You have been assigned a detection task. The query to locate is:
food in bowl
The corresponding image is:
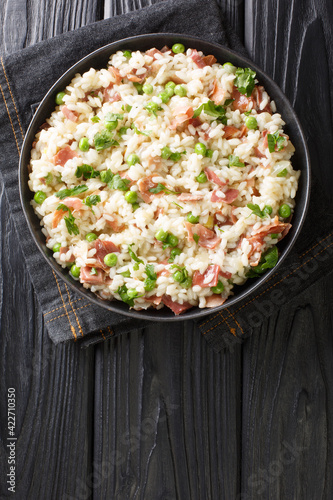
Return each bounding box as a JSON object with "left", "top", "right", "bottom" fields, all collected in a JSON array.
[{"left": 28, "top": 43, "right": 299, "bottom": 314}]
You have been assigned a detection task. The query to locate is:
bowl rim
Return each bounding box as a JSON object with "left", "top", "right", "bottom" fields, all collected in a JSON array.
[{"left": 19, "top": 32, "right": 311, "bottom": 322}]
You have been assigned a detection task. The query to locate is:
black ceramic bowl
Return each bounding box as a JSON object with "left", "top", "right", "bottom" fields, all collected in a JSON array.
[{"left": 19, "top": 33, "right": 310, "bottom": 321}]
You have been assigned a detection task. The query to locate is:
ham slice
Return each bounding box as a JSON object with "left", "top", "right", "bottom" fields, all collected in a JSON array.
[
  {"left": 204, "top": 168, "right": 228, "bottom": 187},
  {"left": 146, "top": 48, "right": 164, "bottom": 59},
  {"left": 62, "top": 197, "right": 84, "bottom": 212},
  {"left": 52, "top": 207, "right": 67, "bottom": 228},
  {"left": 214, "top": 211, "right": 234, "bottom": 228},
  {"left": 127, "top": 66, "right": 151, "bottom": 83},
  {"left": 220, "top": 270, "right": 232, "bottom": 279},
  {"left": 103, "top": 85, "right": 121, "bottom": 103},
  {"left": 105, "top": 217, "right": 125, "bottom": 233},
  {"left": 209, "top": 79, "right": 226, "bottom": 105},
  {"left": 253, "top": 85, "right": 272, "bottom": 114},
  {"left": 252, "top": 216, "right": 292, "bottom": 239},
  {"left": 59, "top": 247, "right": 75, "bottom": 263},
  {"left": 177, "top": 192, "right": 204, "bottom": 201},
  {"left": 205, "top": 295, "right": 227, "bottom": 308},
  {"left": 231, "top": 86, "right": 256, "bottom": 113},
  {"left": 137, "top": 176, "right": 161, "bottom": 203},
  {"left": 192, "top": 264, "right": 220, "bottom": 288},
  {"left": 53, "top": 146, "right": 78, "bottom": 166},
  {"left": 211, "top": 188, "right": 239, "bottom": 204},
  {"left": 108, "top": 66, "right": 122, "bottom": 84},
  {"left": 80, "top": 266, "right": 105, "bottom": 285},
  {"left": 185, "top": 222, "right": 220, "bottom": 249},
  {"left": 94, "top": 239, "right": 120, "bottom": 270},
  {"left": 62, "top": 106, "right": 78, "bottom": 122},
  {"left": 253, "top": 146, "right": 266, "bottom": 159},
  {"left": 162, "top": 295, "right": 193, "bottom": 315},
  {"left": 223, "top": 125, "right": 243, "bottom": 139},
  {"left": 170, "top": 105, "right": 194, "bottom": 129},
  {"left": 190, "top": 49, "right": 217, "bottom": 68},
  {"left": 144, "top": 295, "right": 163, "bottom": 306}
]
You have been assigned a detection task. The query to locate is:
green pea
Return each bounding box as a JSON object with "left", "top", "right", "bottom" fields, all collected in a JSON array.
[
  {"left": 181, "top": 277, "right": 192, "bottom": 289},
  {"left": 145, "top": 101, "right": 159, "bottom": 114},
  {"left": 105, "top": 120, "right": 118, "bottom": 131},
  {"left": 70, "top": 264, "right": 81, "bottom": 278},
  {"left": 133, "top": 82, "right": 143, "bottom": 94},
  {"left": 45, "top": 173, "right": 53, "bottom": 185},
  {"left": 34, "top": 191, "right": 46, "bottom": 204},
  {"left": 211, "top": 281, "right": 224, "bottom": 294},
  {"left": 165, "top": 87, "right": 175, "bottom": 98},
  {"left": 174, "top": 85, "right": 187, "bottom": 97},
  {"left": 142, "top": 83, "right": 153, "bottom": 94},
  {"left": 263, "top": 205, "right": 273, "bottom": 216},
  {"left": 173, "top": 270, "right": 184, "bottom": 282},
  {"left": 132, "top": 203, "right": 140, "bottom": 211},
  {"left": 277, "top": 168, "right": 288, "bottom": 177},
  {"left": 127, "top": 288, "right": 138, "bottom": 299},
  {"left": 206, "top": 149, "right": 214, "bottom": 158},
  {"left": 126, "top": 153, "right": 140, "bottom": 166},
  {"left": 79, "top": 137, "right": 90, "bottom": 151},
  {"left": 194, "top": 142, "right": 207, "bottom": 156},
  {"left": 85, "top": 232, "right": 98, "bottom": 242},
  {"left": 270, "top": 233, "right": 279, "bottom": 239},
  {"left": 222, "top": 62, "right": 236, "bottom": 72},
  {"left": 144, "top": 279, "right": 156, "bottom": 292},
  {"left": 55, "top": 91, "right": 65, "bottom": 105},
  {"left": 165, "top": 81, "right": 176, "bottom": 91},
  {"left": 159, "top": 91, "right": 170, "bottom": 103},
  {"left": 172, "top": 43, "right": 185, "bottom": 54},
  {"left": 279, "top": 203, "right": 291, "bottom": 218},
  {"left": 155, "top": 229, "right": 168, "bottom": 242},
  {"left": 186, "top": 212, "right": 199, "bottom": 224},
  {"left": 196, "top": 171, "right": 208, "bottom": 183},
  {"left": 119, "top": 127, "right": 128, "bottom": 135},
  {"left": 104, "top": 253, "right": 118, "bottom": 267},
  {"left": 123, "top": 50, "right": 132, "bottom": 59},
  {"left": 124, "top": 190, "right": 138, "bottom": 204},
  {"left": 161, "top": 146, "right": 172, "bottom": 159},
  {"left": 52, "top": 243, "right": 61, "bottom": 253},
  {"left": 169, "top": 248, "right": 181, "bottom": 262},
  {"left": 245, "top": 116, "right": 258, "bottom": 130},
  {"left": 166, "top": 233, "right": 179, "bottom": 247}
]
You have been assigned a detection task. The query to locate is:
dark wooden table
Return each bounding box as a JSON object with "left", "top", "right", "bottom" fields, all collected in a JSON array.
[{"left": 1, "top": 1, "right": 332, "bottom": 499}]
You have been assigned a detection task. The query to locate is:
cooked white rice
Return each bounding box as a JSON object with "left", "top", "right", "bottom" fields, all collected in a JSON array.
[{"left": 28, "top": 45, "right": 300, "bottom": 314}]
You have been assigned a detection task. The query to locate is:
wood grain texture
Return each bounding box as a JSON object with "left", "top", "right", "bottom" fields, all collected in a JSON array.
[{"left": 93, "top": 324, "right": 241, "bottom": 500}]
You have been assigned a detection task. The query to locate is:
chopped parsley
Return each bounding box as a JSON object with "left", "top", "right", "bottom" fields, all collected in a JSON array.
[
  {"left": 234, "top": 67, "right": 256, "bottom": 97},
  {"left": 246, "top": 203, "right": 271, "bottom": 219},
  {"left": 128, "top": 244, "right": 144, "bottom": 264},
  {"left": 94, "top": 130, "right": 119, "bottom": 151},
  {"left": 75, "top": 164, "right": 100, "bottom": 180},
  {"left": 100, "top": 170, "right": 130, "bottom": 191},
  {"left": 193, "top": 233, "right": 200, "bottom": 244},
  {"left": 149, "top": 183, "right": 177, "bottom": 195},
  {"left": 117, "top": 284, "right": 139, "bottom": 306},
  {"left": 247, "top": 246, "right": 278, "bottom": 277},
  {"left": 144, "top": 264, "right": 157, "bottom": 291},
  {"left": 267, "top": 131, "right": 286, "bottom": 153},
  {"left": 91, "top": 116, "right": 100, "bottom": 123},
  {"left": 105, "top": 112, "right": 123, "bottom": 122},
  {"left": 90, "top": 267, "right": 98, "bottom": 275},
  {"left": 193, "top": 100, "right": 227, "bottom": 124},
  {"left": 228, "top": 154, "right": 245, "bottom": 168},
  {"left": 131, "top": 123, "right": 150, "bottom": 136},
  {"left": 56, "top": 204, "right": 79, "bottom": 235},
  {"left": 56, "top": 185, "right": 88, "bottom": 200},
  {"left": 84, "top": 194, "right": 101, "bottom": 209}
]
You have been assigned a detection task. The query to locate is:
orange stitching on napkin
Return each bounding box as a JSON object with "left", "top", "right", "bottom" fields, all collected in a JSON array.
[
  {"left": 43, "top": 298, "right": 84, "bottom": 316},
  {"left": 1, "top": 57, "right": 24, "bottom": 140},
  {"left": 203, "top": 309, "right": 232, "bottom": 335},
  {"left": 45, "top": 303, "right": 92, "bottom": 324},
  {"left": 51, "top": 270, "right": 77, "bottom": 340},
  {"left": 100, "top": 329, "right": 106, "bottom": 340},
  {"left": 0, "top": 82, "right": 21, "bottom": 155},
  {"left": 64, "top": 283, "right": 84, "bottom": 337},
  {"left": 227, "top": 308, "right": 244, "bottom": 335},
  {"left": 107, "top": 326, "right": 114, "bottom": 336},
  {"left": 300, "top": 231, "right": 333, "bottom": 258}
]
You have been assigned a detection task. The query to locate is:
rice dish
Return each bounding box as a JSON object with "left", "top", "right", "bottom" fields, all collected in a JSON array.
[{"left": 28, "top": 44, "right": 300, "bottom": 315}]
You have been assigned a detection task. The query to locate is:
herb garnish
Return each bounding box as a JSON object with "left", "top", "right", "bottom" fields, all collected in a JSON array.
[
  {"left": 149, "top": 183, "right": 177, "bottom": 195},
  {"left": 228, "top": 154, "right": 245, "bottom": 168},
  {"left": 246, "top": 246, "right": 278, "bottom": 277},
  {"left": 234, "top": 67, "right": 256, "bottom": 97},
  {"left": 56, "top": 204, "right": 79, "bottom": 235},
  {"left": 193, "top": 100, "right": 227, "bottom": 124},
  {"left": 56, "top": 185, "right": 88, "bottom": 200},
  {"left": 75, "top": 164, "right": 100, "bottom": 180},
  {"left": 267, "top": 131, "right": 286, "bottom": 153},
  {"left": 94, "top": 130, "right": 119, "bottom": 151}
]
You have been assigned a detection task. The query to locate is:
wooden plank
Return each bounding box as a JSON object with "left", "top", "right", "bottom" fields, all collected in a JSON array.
[
  {"left": 243, "top": 0, "right": 333, "bottom": 497},
  {"left": 0, "top": 1, "right": 103, "bottom": 498},
  {"left": 93, "top": 324, "right": 242, "bottom": 499}
]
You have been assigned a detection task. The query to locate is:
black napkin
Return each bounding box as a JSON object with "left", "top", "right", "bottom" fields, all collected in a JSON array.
[{"left": 0, "top": 0, "right": 332, "bottom": 350}]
